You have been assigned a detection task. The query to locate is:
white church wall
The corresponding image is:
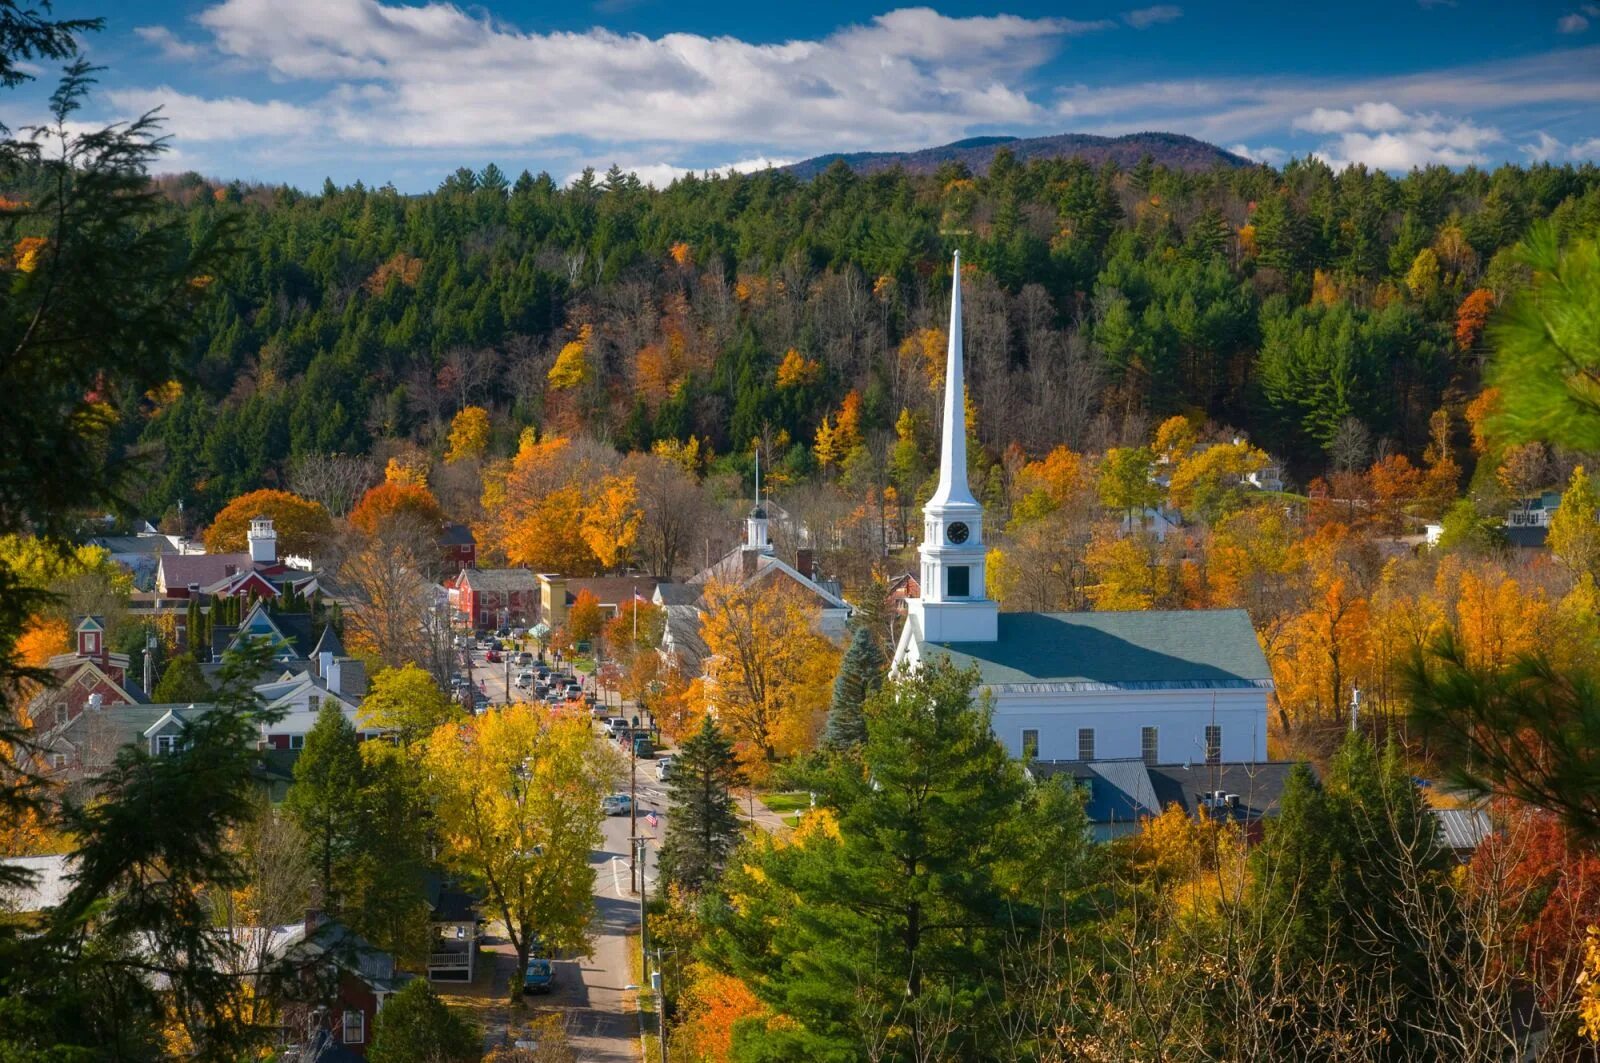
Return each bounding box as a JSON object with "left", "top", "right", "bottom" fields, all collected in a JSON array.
[{"left": 987, "top": 686, "right": 1268, "bottom": 763}]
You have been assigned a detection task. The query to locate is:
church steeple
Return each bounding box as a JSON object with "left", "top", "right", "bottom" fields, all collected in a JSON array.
[
  {"left": 745, "top": 449, "right": 772, "bottom": 555},
  {"left": 928, "top": 250, "right": 978, "bottom": 510},
  {"left": 907, "top": 251, "right": 998, "bottom": 643}
]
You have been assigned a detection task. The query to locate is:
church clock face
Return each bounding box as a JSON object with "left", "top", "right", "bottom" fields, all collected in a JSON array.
[{"left": 947, "top": 521, "right": 970, "bottom": 544}]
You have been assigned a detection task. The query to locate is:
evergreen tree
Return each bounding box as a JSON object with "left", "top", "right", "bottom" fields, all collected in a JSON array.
[
  {"left": 712, "top": 659, "right": 1096, "bottom": 1060},
  {"left": 284, "top": 703, "right": 366, "bottom": 908},
  {"left": 367, "top": 980, "right": 479, "bottom": 1063},
  {"left": 659, "top": 715, "right": 745, "bottom": 893},
  {"left": 151, "top": 651, "right": 213, "bottom": 703},
  {"left": 824, "top": 623, "right": 884, "bottom": 751},
  {"left": 1248, "top": 731, "right": 1447, "bottom": 1060}
]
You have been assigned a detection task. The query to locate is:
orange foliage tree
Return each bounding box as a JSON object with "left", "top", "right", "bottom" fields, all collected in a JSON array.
[
  {"left": 349, "top": 481, "right": 445, "bottom": 536},
  {"left": 567, "top": 589, "right": 604, "bottom": 645},
  {"left": 201, "top": 489, "right": 332, "bottom": 558},
  {"left": 16, "top": 615, "right": 69, "bottom": 667},
  {"left": 1455, "top": 288, "right": 1496, "bottom": 352}
]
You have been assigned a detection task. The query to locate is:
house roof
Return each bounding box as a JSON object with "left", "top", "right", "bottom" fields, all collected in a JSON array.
[
  {"left": 1433, "top": 808, "right": 1494, "bottom": 852},
  {"left": 566, "top": 576, "right": 662, "bottom": 607},
  {"left": 917, "top": 609, "right": 1272, "bottom": 690},
  {"left": 1506, "top": 525, "right": 1549, "bottom": 549},
  {"left": 688, "top": 546, "right": 849, "bottom": 610},
  {"left": 438, "top": 522, "right": 476, "bottom": 547},
  {"left": 654, "top": 583, "right": 702, "bottom": 606},
  {"left": 310, "top": 623, "right": 345, "bottom": 659},
  {"left": 1147, "top": 761, "right": 1301, "bottom": 821},
  {"left": 1031, "top": 759, "right": 1303, "bottom": 828},
  {"left": 423, "top": 872, "right": 482, "bottom": 923},
  {"left": 158, "top": 552, "right": 252, "bottom": 589},
  {"left": 460, "top": 568, "right": 540, "bottom": 592}
]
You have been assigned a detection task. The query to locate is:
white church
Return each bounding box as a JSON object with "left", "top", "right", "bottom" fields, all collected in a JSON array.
[{"left": 892, "top": 252, "right": 1273, "bottom": 766}]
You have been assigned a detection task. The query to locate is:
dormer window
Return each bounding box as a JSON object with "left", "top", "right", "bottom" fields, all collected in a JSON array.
[{"left": 155, "top": 734, "right": 180, "bottom": 756}]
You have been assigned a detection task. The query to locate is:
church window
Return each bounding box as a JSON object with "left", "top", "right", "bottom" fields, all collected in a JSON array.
[
  {"left": 946, "top": 566, "right": 970, "bottom": 598},
  {"left": 1077, "top": 728, "right": 1096, "bottom": 761},
  {"left": 1142, "top": 727, "right": 1159, "bottom": 764},
  {"left": 1205, "top": 725, "right": 1222, "bottom": 764},
  {"left": 1021, "top": 729, "right": 1038, "bottom": 760}
]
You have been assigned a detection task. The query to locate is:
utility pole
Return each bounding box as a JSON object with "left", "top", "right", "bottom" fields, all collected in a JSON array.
[{"left": 629, "top": 731, "right": 639, "bottom": 893}]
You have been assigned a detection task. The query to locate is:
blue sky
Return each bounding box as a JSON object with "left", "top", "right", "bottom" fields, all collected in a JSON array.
[{"left": 10, "top": 0, "right": 1600, "bottom": 191}]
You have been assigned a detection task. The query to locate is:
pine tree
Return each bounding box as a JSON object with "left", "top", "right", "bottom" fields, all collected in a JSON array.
[
  {"left": 284, "top": 703, "right": 366, "bottom": 908},
  {"left": 825, "top": 624, "right": 884, "bottom": 751},
  {"left": 151, "top": 652, "right": 212, "bottom": 703},
  {"left": 659, "top": 715, "right": 745, "bottom": 893}
]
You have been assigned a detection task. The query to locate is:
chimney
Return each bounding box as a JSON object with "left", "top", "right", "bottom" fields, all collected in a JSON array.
[
  {"left": 796, "top": 549, "right": 814, "bottom": 580},
  {"left": 326, "top": 658, "right": 343, "bottom": 696},
  {"left": 248, "top": 517, "right": 277, "bottom": 565},
  {"left": 304, "top": 907, "right": 326, "bottom": 939}
]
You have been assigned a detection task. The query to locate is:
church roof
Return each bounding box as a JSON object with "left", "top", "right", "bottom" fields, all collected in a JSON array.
[{"left": 917, "top": 609, "right": 1271, "bottom": 690}]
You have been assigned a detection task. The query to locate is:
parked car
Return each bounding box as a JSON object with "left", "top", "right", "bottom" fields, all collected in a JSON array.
[
  {"left": 591, "top": 703, "right": 611, "bottom": 718},
  {"left": 516, "top": 651, "right": 533, "bottom": 666},
  {"left": 605, "top": 717, "right": 631, "bottom": 736},
  {"left": 632, "top": 735, "right": 655, "bottom": 758},
  {"left": 495, "top": 627, "right": 511, "bottom": 638},
  {"left": 655, "top": 756, "right": 675, "bottom": 781},
  {"left": 523, "top": 956, "right": 555, "bottom": 994},
  {"left": 515, "top": 670, "right": 534, "bottom": 689},
  {"left": 601, "top": 794, "right": 632, "bottom": 816},
  {"left": 472, "top": 693, "right": 490, "bottom": 713},
  {"left": 485, "top": 648, "right": 502, "bottom": 663}
]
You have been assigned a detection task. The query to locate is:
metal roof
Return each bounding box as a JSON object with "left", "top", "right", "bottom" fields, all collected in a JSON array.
[{"left": 918, "top": 609, "right": 1272, "bottom": 690}]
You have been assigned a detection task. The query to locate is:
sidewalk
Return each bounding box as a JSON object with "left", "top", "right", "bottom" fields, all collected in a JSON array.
[{"left": 736, "top": 793, "right": 796, "bottom": 838}]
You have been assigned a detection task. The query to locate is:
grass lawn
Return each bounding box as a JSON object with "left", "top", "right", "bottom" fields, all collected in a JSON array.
[
  {"left": 758, "top": 790, "right": 813, "bottom": 825},
  {"left": 631, "top": 931, "right": 662, "bottom": 1062},
  {"left": 570, "top": 656, "right": 597, "bottom": 674}
]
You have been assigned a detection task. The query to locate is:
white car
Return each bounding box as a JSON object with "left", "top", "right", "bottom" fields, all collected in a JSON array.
[
  {"left": 600, "top": 794, "right": 632, "bottom": 816},
  {"left": 515, "top": 670, "right": 534, "bottom": 689},
  {"left": 655, "top": 756, "right": 675, "bottom": 781}
]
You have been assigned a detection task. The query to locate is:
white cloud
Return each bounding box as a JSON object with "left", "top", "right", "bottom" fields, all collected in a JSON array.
[
  {"left": 562, "top": 155, "right": 794, "bottom": 189},
  {"left": 1228, "top": 142, "right": 1287, "bottom": 165},
  {"left": 1519, "top": 130, "right": 1600, "bottom": 161},
  {"left": 103, "top": 87, "right": 312, "bottom": 141},
  {"left": 1124, "top": 6, "right": 1182, "bottom": 29},
  {"left": 1558, "top": 12, "right": 1589, "bottom": 33},
  {"left": 175, "top": 0, "right": 1113, "bottom": 152},
  {"left": 1304, "top": 105, "right": 1500, "bottom": 170},
  {"left": 1293, "top": 101, "right": 1410, "bottom": 134},
  {"left": 134, "top": 25, "right": 205, "bottom": 61}
]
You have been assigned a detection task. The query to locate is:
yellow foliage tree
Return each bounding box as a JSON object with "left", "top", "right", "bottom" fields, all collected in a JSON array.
[
  {"left": 424, "top": 704, "right": 616, "bottom": 1000},
  {"left": 444, "top": 405, "right": 491, "bottom": 463},
  {"left": 547, "top": 324, "right": 593, "bottom": 390},
  {"left": 652, "top": 435, "right": 704, "bottom": 475},
  {"left": 384, "top": 453, "right": 429, "bottom": 488},
  {"left": 775, "top": 349, "right": 819, "bottom": 389},
  {"left": 812, "top": 416, "right": 838, "bottom": 474},
  {"left": 579, "top": 475, "right": 643, "bottom": 571},
  {"left": 1152, "top": 414, "right": 1199, "bottom": 462},
  {"left": 695, "top": 579, "right": 841, "bottom": 776},
  {"left": 1405, "top": 247, "right": 1441, "bottom": 301},
  {"left": 1085, "top": 529, "right": 1169, "bottom": 611}
]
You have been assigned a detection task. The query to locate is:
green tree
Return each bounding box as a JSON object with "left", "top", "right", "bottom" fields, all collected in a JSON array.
[
  {"left": 284, "top": 703, "right": 365, "bottom": 908},
  {"left": 659, "top": 715, "right": 745, "bottom": 894},
  {"left": 368, "top": 979, "right": 479, "bottom": 1063},
  {"left": 1097, "top": 446, "right": 1160, "bottom": 518},
  {"left": 1248, "top": 731, "right": 1447, "bottom": 1058},
  {"left": 711, "top": 659, "right": 1096, "bottom": 1060},
  {"left": 1484, "top": 226, "right": 1600, "bottom": 450},
  {"left": 344, "top": 744, "right": 435, "bottom": 964},
  {"left": 824, "top": 623, "right": 883, "bottom": 751},
  {"left": 151, "top": 651, "right": 212, "bottom": 703}
]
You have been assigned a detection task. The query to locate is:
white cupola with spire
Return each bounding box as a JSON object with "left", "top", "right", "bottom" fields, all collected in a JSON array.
[
  {"left": 744, "top": 451, "right": 773, "bottom": 555},
  {"left": 906, "top": 250, "right": 998, "bottom": 643}
]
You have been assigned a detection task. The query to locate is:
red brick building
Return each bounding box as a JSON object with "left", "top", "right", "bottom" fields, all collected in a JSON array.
[{"left": 452, "top": 568, "right": 540, "bottom": 629}]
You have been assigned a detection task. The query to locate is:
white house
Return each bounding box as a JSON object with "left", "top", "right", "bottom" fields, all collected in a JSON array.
[{"left": 893, "top": 252, "right": 1273, "bottom": 764}]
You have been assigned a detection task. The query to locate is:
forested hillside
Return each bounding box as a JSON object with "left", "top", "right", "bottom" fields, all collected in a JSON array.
[{"left": 20, "top": 152, "right": 1599, "bottom": 528}]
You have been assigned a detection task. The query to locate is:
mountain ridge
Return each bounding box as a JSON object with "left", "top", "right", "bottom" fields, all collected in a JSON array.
[{"left": 781, "top": 131, "right": 1254, "bottom": 179}]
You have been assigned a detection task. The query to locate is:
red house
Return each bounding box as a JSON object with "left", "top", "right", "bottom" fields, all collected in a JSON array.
[
  {"left": 453, "top": 568, "right": 539, "bottom": 629},
  {"left": 437, "top": 523, "right": 476, "bottom": 576}
]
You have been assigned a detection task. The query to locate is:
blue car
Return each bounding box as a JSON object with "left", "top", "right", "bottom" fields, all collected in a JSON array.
[{"left": 523, "top": 957, "right": 555, "bottom": 993}]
